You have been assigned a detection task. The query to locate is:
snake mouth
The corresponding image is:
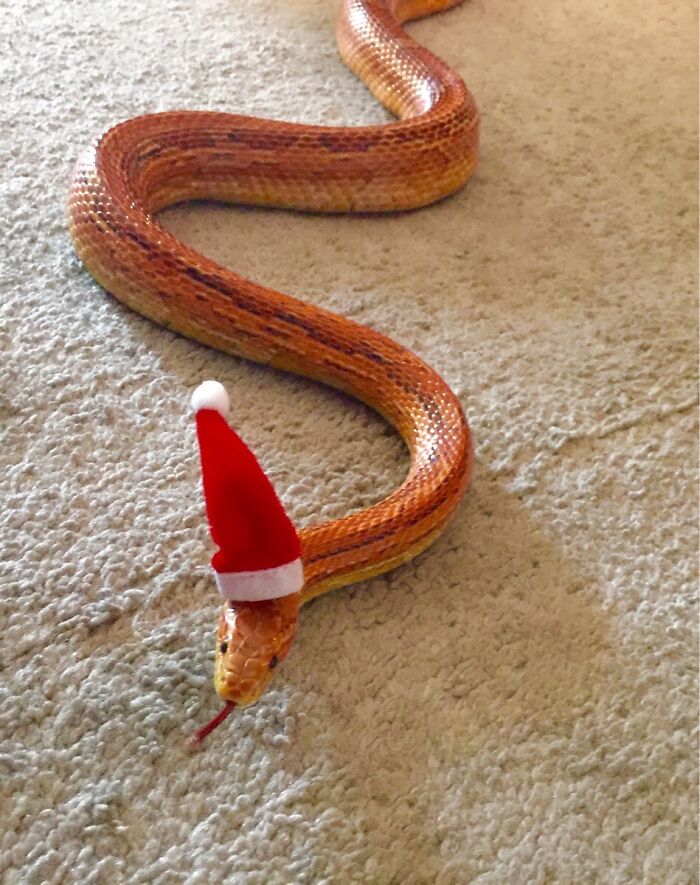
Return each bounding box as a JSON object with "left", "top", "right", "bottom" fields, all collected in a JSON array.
[
  {"left": 186, "top": 701, "right": 237, "bottom": 749},
  {"left": 215, "top": 655, "right": 275, "bottom": 707}
]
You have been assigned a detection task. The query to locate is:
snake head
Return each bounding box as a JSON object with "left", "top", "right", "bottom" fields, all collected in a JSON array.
[{"left": 214, "top": 594, "right": 300, "bottom": 705}]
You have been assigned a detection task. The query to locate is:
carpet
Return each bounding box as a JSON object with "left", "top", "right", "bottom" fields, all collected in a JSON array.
[{"left": 1, "top": 0, "right": 697, "bottom": 881}]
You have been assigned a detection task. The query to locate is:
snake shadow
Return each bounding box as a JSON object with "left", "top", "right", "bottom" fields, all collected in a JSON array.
[{"left": 268, "top": 468, "right": 623, "bottom": 871}]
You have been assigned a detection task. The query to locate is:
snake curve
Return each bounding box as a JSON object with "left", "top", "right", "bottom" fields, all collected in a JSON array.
[{"left": 67, "top": 0, "right": 479, "bottom": 720}]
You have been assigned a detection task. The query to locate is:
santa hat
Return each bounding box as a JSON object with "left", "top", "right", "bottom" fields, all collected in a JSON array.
[{"left": 191, "top": 380, "right": 304, "bottom": 602}]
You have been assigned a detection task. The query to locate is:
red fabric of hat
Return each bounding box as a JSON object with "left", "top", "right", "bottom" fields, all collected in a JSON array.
[
  {"left": 191, "top": 381, "right": 303, "bottom": 601},
  {"left": 195, "top": 409, "right": 301, "bottom": 573}
]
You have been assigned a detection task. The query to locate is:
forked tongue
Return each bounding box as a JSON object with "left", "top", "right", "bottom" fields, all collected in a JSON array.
[{"left": 186, "top": 701, "right": 236, "bottom": 749}]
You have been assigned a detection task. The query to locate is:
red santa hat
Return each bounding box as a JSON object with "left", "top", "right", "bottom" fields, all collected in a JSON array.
[{"left": 191, "top": 380, "right": 304, "bottom": 601}]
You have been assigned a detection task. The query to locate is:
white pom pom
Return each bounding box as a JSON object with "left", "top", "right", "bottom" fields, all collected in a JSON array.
[{"left": 191, "top": 380, "right": 230, "bottom": 417}]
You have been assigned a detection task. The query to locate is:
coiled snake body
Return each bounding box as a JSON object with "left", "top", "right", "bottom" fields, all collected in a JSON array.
[{"left": 67, "top": 0, "right": 479, "bottom": 736}]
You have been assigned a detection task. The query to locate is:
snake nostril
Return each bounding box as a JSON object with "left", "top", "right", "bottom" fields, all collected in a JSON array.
[
  {"left": 220, "top": 642, "right": 228, "bottom": 654},
  {"left": 269, "top": 655, "right": 278, "bottom": 669}
]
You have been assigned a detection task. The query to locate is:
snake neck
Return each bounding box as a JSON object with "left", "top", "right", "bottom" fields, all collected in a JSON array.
[{"left": 66, "top": 0, "right": 478, "bottom": 604}]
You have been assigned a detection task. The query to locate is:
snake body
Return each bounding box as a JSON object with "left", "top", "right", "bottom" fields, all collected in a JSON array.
[{"left": 67, "top": 0, "right": 479, "bottom": 722}]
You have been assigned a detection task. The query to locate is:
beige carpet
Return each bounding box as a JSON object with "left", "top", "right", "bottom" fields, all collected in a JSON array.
[{"left": 2, "top": 0, "right": 697, "bottom": 881}]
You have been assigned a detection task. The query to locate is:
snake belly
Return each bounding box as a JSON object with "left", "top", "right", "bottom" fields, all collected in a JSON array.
[{"left": 66, "top": 0, "right": 479, "bottom": 605}]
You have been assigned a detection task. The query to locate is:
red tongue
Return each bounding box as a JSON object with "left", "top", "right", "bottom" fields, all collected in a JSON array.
[{"left": 186, "top": 701, "right": 237, "bottom": 749}]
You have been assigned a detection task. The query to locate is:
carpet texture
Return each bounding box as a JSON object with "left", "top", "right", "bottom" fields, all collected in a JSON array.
[{"left": 1, "top": 0, "right": 698, "bottom": 881}]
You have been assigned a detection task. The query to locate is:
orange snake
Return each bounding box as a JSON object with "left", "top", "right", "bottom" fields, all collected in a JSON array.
[{"left": 67, "top": 0, "right": 479, "bottom": 741}]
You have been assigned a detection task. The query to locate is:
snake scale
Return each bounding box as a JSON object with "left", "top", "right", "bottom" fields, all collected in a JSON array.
[{"left": 67, "top": 0, "right": 479, "bottom": 740}]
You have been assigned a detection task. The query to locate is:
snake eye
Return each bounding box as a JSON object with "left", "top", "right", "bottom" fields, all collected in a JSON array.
[
  {"left": 219, "top": 642, "right": 228, "bottom": 654},
  {"left": 269, "top": 655, "right": 278, "bottom": 669}
]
